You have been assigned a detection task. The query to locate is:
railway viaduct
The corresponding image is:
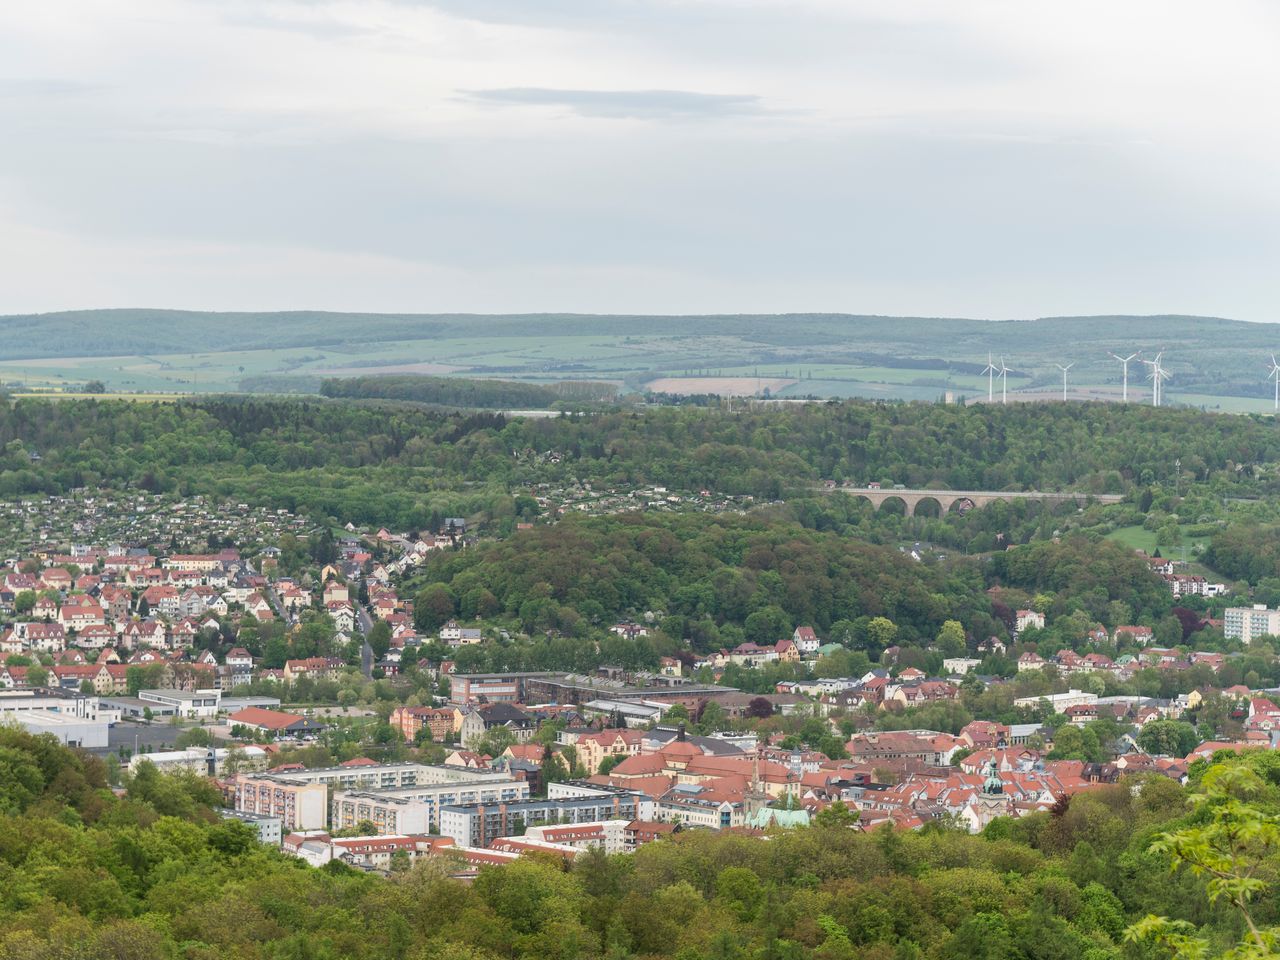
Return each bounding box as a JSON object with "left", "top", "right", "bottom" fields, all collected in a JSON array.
[{"left": 820, "top": 486, "right": 1125, "bottom": 517}]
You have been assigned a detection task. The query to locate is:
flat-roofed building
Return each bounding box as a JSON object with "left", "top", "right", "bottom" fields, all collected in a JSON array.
[
  {"left": 232, "top": 773, "right": 328, "bottom": 830},
  {"left": 440, "top": 788, "right": 646, "bottom": 848},
  {"left": 138, "top": 688, "right": 222, "bottom": 718},
  {"left": 1225, "top": 605, "right": 1280, "bottom": 642},
  {"left": 220, "top": 808, "right": 283, "bottom": 845},
  {"left": 12, "top": 710, "right": 108, "bottom": 748},
  {"left": 331, "top": 773, "right": 529, "bottom": 834}
]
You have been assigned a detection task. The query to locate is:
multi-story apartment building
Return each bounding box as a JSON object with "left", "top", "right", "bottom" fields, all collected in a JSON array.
[
  {"left": 330, "top": 771, "right": 529, "bottom": 834},
  {"left": 1225, "top": 605, "right": 1280, "bottom": 642},
  {"left": 439, "top": 789, "right": 645, "bottom": 848},
  {"left": 232, "top": 774, "right": 328, "bottom": 830}
]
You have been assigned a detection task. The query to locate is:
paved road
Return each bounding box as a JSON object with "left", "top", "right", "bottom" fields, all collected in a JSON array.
[{"left": 357, "top": 605, "right": 374, "bottom": 678}]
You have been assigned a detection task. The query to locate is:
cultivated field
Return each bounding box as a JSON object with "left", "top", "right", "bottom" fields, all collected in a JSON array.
[{"left": 645, "top": 376, "right": 797, "bottom": 396}]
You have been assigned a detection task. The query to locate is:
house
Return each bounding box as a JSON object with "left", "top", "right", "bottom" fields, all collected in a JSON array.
[
  {"left": 1114, "top": 625, "right": 1154, "bottom": 645},
  {"left": 792, "top": 626, "right": 821, "bottom": 656},
  {"left": 244, "top": 593, "right": 273, "bottom": 619},
  {"left": 727, "top": 641, "right": 780, "bottom": 668},
  {"left": 22, "top": 622, "right": 67, "bottom": 653},
  {"left": 58, "top": 596, "right": 106, "bottom": 631},
  {"left": 1017, "top": 652, "right": 1046, "bottom": 673},
  {"left": 141, "top": 585, "right": 180, "bottom": 618},
  {"left": 574, "top": 728, "right": 647, "bottom": 774},
  {"left": 439, "top": 620, "right": 482, "bottom": 646},
  {"left": 1246, "top": 698, "right": 1280, "bottom": 732},
  {"left": 74, "top": 624, "right": 117, "bottom": 652},
  {"left": 1015, "top": 610, "right": 1045, "bottom": 632},
  {"left": 122, "top": 619, "right": 167, "bottom": 651},
  {"left": 610, "top": 622, "right": 649, "bottom": 639},
  {"left": 889, "top": 680, "right": 959, "bottom": 708},
  {"left": 322, "top": 582, "right": 349, "bottom": 606},
  {"left": 460, "top": 703, "right": 535, "bottom": 748},
  {"left": 326, "top": 602, "right": 356, "bottom": 633}
]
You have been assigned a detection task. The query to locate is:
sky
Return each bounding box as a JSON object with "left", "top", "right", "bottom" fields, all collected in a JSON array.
[{"left": 1, "top": 0, "right": 1278, "bottom": 320}]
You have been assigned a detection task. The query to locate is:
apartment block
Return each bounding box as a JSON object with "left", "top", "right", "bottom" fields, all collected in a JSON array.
[
  {"left": 232, "top": 774, "right": 328, "bottom": 830},
  {"left": 1224, "top": 605, "right": 1280, "bottom": 642}
]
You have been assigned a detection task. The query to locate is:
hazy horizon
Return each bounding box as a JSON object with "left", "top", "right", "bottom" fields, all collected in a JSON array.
[{"left": 3, "top": 1, "right": 1277, "bottom": 320}]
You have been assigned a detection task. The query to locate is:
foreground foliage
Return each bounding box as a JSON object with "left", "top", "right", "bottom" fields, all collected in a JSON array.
[{"left": 2, "top": 726, "right": 1280, "bottom": 960}]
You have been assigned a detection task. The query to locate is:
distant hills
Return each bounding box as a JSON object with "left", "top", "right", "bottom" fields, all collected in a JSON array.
[{"left": 0, "top": 309, "right": 1277, "bottom": 409}]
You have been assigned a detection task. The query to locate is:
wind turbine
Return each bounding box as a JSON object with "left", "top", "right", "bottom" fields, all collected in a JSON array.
[
  {"left": 1144, "top": 352, "right": 1169, "bottom": 407},
  {"left": 1108, "top": 351, "right": 1139, "bottom": 403},
  {"left": 1268, "top": 356, "right": 1280, "bottom": 412},
  {"left": 981, "top": 353, "right": 997, "bottom": 403},
  {"left": 1055, "top": 362, "right": 1075, "bottom": 402},
  {"left": 999, "top": 357, "right": 1009, "bottom": 405}
]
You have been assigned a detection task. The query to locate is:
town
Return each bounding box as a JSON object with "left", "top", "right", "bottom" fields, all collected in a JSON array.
[{"left": 1, "top": 499, "right": 1273, "bottom": 878}]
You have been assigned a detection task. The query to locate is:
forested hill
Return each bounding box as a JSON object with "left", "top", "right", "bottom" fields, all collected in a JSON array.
[
  {"left": 1, "top": 397, "right": 1279, "bottom": 525},
  {"left": 0, "top": 308, "right": 1262, "bottom": 360}
]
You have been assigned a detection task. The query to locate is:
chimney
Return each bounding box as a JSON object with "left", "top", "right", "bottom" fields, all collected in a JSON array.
[{"left": 677, "top": 722, "right": 686, "bottom": 742}]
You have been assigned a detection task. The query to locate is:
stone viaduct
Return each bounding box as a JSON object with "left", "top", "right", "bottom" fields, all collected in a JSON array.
[{"left": 821, "top": 486, "right": 1125, "bottom": 517}]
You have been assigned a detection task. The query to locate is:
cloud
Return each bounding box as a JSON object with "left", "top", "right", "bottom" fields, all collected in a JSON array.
[
  {"left": 0, "top": 78, "right": 101, "bottom": 98},
  {"left": 461, "top": 87, "right": 764, "bottom": 120}
]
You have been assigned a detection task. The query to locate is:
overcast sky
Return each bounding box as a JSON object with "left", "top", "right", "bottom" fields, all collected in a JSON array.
[{"left": 2, "top": 0, "right": 1278, "bottom": 319}]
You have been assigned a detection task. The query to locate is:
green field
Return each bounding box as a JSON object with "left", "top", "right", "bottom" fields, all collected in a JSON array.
[{"left": 1106, "top": 524, "right": 1211, "bottom": 556}]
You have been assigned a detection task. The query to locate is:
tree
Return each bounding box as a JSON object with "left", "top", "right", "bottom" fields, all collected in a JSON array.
[
  {"left": 13, "top": 590, "right": 35, "bottom": 614},
  {"left": 596, "top": 754, "right": 625, "bottom": 776},
  {"left": 812, "top": 800, "right": 860, "bottom": 829},
  {"left": 175, "top": 727, "right": 212, "bottom": 749},
  {"left": 1137, "top": 720, "right": 1199, "bottom": 759},
  {"left": 542, "top": 751, "right": 570, "bottom": 786},
  {"left": 414, "top": 584, "right": 457, "bottom": 634},
  {"left": 866, "top": 616, "right": 898, "bottom": 653},
  {"left": 83, "top": 380, "right": 106, "bottom": 394},
  {"left": 367, "top": 620, "right": 392, "bottom": 661},
  {"left": 745, "top": 696, "right": 774, "bottom": 719},
  {"left": 1126, "top": 763, "right": 1280, "bottom": 958},
  {"left": 935, "top": 620, "right": 967, "bottom": 657},
  {"left": 698, "top": 700, "right": 727, "bottom": 733}
]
